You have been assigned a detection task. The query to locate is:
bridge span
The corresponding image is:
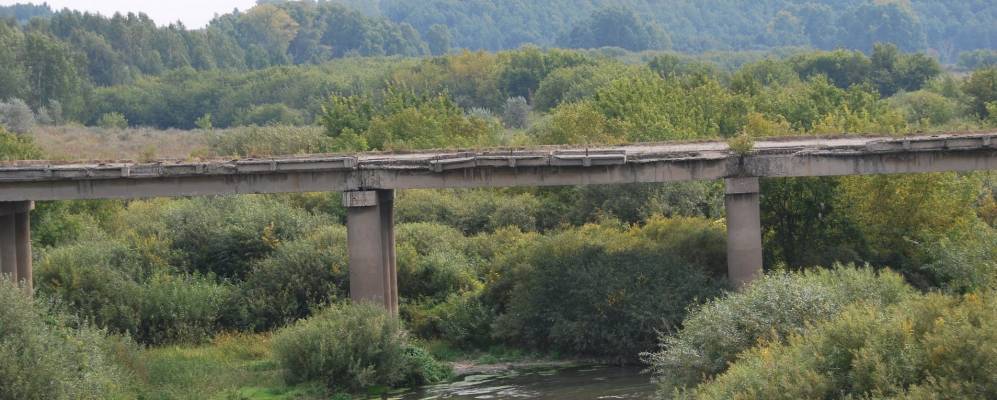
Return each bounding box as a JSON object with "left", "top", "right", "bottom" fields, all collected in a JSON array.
[{"left": 1, "top": 132, "right": 995, "bottom": 309}]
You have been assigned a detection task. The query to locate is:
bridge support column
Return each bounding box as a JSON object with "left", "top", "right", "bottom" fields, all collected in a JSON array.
[
  {"left": 0, "top": 201, "right": 33, "bottom": 294},
  {"left": 725, "top": 178, "right": 762, "bottom": 288},
  {"left": 343, "top": 190, "right": 398, "bottom": 314}
]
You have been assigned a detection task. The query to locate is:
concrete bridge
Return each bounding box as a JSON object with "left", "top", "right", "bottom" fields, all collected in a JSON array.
[{"left": 1, "top": 132, "right": 995, "bottom": 309}]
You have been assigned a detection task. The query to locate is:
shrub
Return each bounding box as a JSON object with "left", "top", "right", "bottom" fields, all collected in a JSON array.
[
  {"left": 97, "top": 112, "right": 128, "bottom": 129},
  {"left": 234, "top": 103, "right": 306, "bottom": 126},
  {"left": 0, "top": 278, "right": 130, "bottom": 399},
  {"left": 888, "top": 90, "right": 959, "bottom": 125},
  {"left": 501, "top": 96, "right": 530, "bottom": 129},
  {"left": 36, "top": 239, "right": 231, "bottom": 345},
  {"left": 494, "top": 220, "right": 726, "bottom": 360},
  {"left": 207, "top": 125, "right": 333, "bottom": 157},
  {"left": 272, "top": 302, "right": 449, "bottom": 392},
  {"left": 136, "top": 274, "right": 231, "bottom": 345},
  {"left": 396, "top": 189, "right": 542, "bottom": 234},
  {"left": 158, "top": 196, "right": 323, "bottom": 280},
  {"left": 687, "top": 292, "right": 997, "bottom": 399},
  {"left": 0, "top": 125, "right": 42, "bottom": 160},
  {"left": 964, "top": 67, "right": 997, "bottom": 119},
  {"left": 35, "top": 240, "right": 146, "bottom": 335},
  {"left": 643, "top": 265, "right": 915, "bottom": 395},
  {"left": 233, "top": 225, "right": 350, "bottom": 331},
  {"left": 0, "top": 98, "right": 35, "bottom": 134},
  {"left": 408, "top": 289, "right": 495, "bottom": 348}
]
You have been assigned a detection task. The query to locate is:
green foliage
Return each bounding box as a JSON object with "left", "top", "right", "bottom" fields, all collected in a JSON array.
[
  {"left": 396, "top": 189, "right": 543, "bottom": 234},
  {"left": 395, "top": 222, "right": 479, "bottom": 302},
  {"left": 320, "top": 88, "right": 500, "bottom": 150},
  {"left": 0, "top": 98, "right": 35, "bottom": 134},
  {"left": 272, "top": 302, "right": 449, "bottom": 392},
  {"left": 135, "top": 274, "right": 232, "bottom": 345},
  {"left": 194, "top": 113, "right": 213, "bottom": 130},
  {"left": 533, "top": 62, "right": 636, "bottom": 111},
  {"left": 726, "top": 134, "right": 754, "bottom": 155},
  {"left": 156, "top": 196, "right": 324, "bottom": 280},
  {"left": 959, "top": 50, "right": 997, "bottom": 70},
  {"left": 207, "top": 125, "right": 333, "bottom": 157},
  {"left": 965, "top": 67, "right": 997, "bottom": 119},
  {"left": 501, "top": 96, "right": 530, "bottom": 129},
  {"left": 0, "top": 278, "right": 131, "bottom": 399},
  {"left": 0, "top": 125, "right": 42, "bottom": 160},
  {"left": 494, "top": 219, "right": 726, "bottom": 360},
  {"left": 837, "top": 173, "right": 983, "bottom": 282},
  {"left": 557, "top": 6, "right": 671, "bottom": 51},
  {"left": 643, "top": 266, "right": 915, "bottom": 395},
  {"left": 232, "top": 226, "right": 349, "bottom": 331},
  {"left": 888, "top": 90, "right": 959, "bottom": 125},
  {"left": 687, "top": 292, "right": 997, "bottom": 399},
  {"left": 234, "top": 103, "right": 306, "bottom": 126},
  {"left": 35, "top": 240, "right": 231, "bottom": 345},
  {"left": 97, "top": 112, "right": 128, "bottom": 129}
]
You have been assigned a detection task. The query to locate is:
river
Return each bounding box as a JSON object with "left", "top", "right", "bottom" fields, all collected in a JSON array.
[{"left": 393, "top": 365, "right": 655, "bottom": 399}]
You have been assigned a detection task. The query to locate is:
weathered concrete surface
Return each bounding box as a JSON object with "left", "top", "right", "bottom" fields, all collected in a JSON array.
[
  {"left": 344, "top": 190, "right": 398, "bottom": 313},
  {"left": 0, "top": 214, "right": 15, "bottom": 282},
  {"left": 0, "top": 201, "right": 33, "bottom": 293},
  {"left": 725, "top": 178, "right": 762, "bottom": 288},
  {"left": 0, "top": 133, "right": 993, "bottom": 201},
  {"left": 15, "top": 204, "right": 32, "bottom": 294}
]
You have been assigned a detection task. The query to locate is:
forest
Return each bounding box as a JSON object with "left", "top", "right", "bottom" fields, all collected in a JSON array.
[{"left": 0, "top": 1, "right": 996, "bottom": 399}]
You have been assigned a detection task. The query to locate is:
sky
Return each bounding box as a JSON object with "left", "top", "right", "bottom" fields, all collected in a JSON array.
[{"left": 0, "top": 0, "right": 258, "bottom": 28}]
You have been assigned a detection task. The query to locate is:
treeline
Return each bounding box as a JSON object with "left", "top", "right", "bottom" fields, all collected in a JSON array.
[
  {"left": 0, "top": 0, "right": 994, "bottom": 105},
  {"left": 332, "top": 0, "right": 995, "bottom": 57}
]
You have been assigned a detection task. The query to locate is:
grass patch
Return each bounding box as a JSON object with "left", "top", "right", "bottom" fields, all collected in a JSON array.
[{"left": 137, "top": 333, "right": 328, "bottom": 400}]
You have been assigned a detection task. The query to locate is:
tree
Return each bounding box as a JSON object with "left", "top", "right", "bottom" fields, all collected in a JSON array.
[
  {"left": 426, "top": 24, "right": 452, "bottom": 56},
  {"left": 0, "top": 98, "right": 35, "bottom": 134},
  {"left": 964, "top": 67, "right": 997, "bottom": 119},
  {"left": 21, "top": 32, "right": 83, "bottom": 111},
  {"left": 556, "top": 6, "right": 670, "bottom": 51},
  {"left": 839, "top": 2, "right": 927, "bottom": 53},
  {"left": 869, "top": 43, "right": 941, "bottom": 96}
]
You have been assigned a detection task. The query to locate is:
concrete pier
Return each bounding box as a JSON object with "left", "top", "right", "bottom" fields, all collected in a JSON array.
[
  {"left": 725, "top": 177, "right": 763, "bottom": 288},
  {"left": 0, "top": 201, "right": 31, "bottom": 293},
  {"left": 343, "top": 190, "right": 398, "bottom": 314},
  {"left": 15, "top": 204, "right": 32, "bottom": 294}
]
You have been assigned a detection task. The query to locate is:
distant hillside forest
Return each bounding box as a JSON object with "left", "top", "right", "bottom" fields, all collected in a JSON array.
[
  {"left": 0, "top": 0, "right": 996, "bottom": 122},
  {"left": 0, "top": 1, "right": 994, "bottom": 72}
]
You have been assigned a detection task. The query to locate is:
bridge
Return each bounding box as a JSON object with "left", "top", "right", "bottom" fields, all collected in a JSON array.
[{"left": 1, "top": 132, "right": 995, "bottom": 311}]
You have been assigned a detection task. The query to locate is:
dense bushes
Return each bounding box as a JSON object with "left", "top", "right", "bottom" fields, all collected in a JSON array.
[
  {"left": 495, "top": 219, "right": 727, "bottom": 360},
  {"left": 686, "top": 291, "right": 997, "bottom": 399},
  {"left": 231, "top": 226, "right": 350, "bottom": 331},
  {"left": 35, "top": 240, "right": 232, "bottom": 345},
  {"left": 272, "top": 302, "right": 449, "bottom": 392},
  {"left": 643, "top": 266, "right": 915, "bottom": 394},
  {"left": 0, "top": 279, "right": 132, "bottom": 399},
  {"left": 157, "top": 196, "right": 325, "bottom": 280}
]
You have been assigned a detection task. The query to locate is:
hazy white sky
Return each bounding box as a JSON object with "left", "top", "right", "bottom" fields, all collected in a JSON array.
[{"left": 1, "top": 0, "right": 258, "bottom": 28}]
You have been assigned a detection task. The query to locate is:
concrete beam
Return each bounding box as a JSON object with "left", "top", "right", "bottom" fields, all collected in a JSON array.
[
  {"left": 0, "top": 133, "right": 993, "bottom": 201},
  {"left": 725, "top": 177, "right": 763, "bottom": 288},
  {"left": 343, "top": 190, "right": 398, "bottom": 314}
]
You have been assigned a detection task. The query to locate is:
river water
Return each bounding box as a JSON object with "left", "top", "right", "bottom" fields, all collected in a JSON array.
[{"left": 394, "top": 365, "right": 655, "bottom": 400}]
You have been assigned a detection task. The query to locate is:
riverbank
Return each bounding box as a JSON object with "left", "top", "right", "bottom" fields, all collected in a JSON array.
[{"left": 132, "top": 334, "right": 619, "bottom": 399}]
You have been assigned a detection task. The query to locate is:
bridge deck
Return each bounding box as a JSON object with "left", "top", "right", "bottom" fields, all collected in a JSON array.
[{"left": 0, "top": 132, "right": 994, "bottom": 201}]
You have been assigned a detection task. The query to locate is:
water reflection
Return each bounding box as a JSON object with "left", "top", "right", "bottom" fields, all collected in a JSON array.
[{"left": 394, "top": 365, "right": 654, "bottom": 400}]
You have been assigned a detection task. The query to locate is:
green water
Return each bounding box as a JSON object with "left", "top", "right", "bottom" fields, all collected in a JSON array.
[{"left": 395, "top": 365, "right": 655, "bottom": 399}]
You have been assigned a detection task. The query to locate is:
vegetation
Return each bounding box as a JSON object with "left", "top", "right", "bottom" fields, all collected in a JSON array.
[
  {"left": 0, "top": 0, "right": 995, "bottom": 397},
  {"left": 273, "top": 302, "right": 450, "bottom": 393},
  {"left": 685, "top": 291, "right": 997, "bottom": 399},
  {"left": 0, "top": 278, "right": 135, "bottom": 399}
]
